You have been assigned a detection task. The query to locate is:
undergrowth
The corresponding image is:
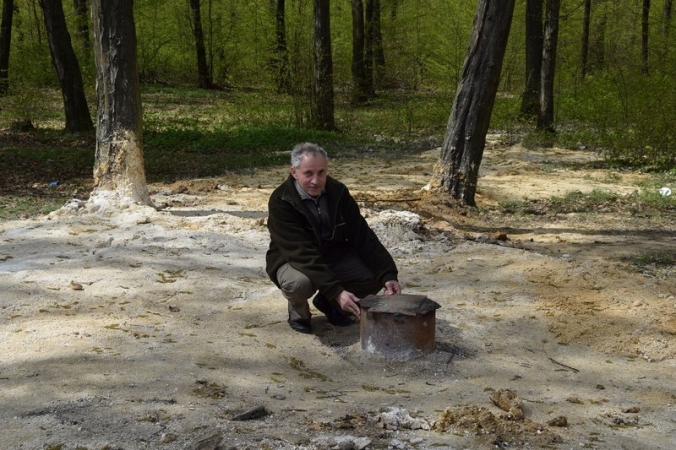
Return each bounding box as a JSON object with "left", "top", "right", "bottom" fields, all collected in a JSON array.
[{"left": 498, "top": 188, "right": 675, "bottom": 217}]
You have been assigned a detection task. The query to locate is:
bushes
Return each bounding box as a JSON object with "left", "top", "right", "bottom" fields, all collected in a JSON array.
[{"left": 555, "top": 70, "right": 676, "bottom": 171}]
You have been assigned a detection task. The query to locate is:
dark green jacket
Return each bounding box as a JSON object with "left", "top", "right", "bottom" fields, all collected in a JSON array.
[{"left": 266, "top": 175, "right": 398, "bottom": 301}]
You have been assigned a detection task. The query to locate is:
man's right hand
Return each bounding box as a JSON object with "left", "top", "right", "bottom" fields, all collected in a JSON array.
[{"left": 335, "top": 290, "right": 361, "bottom": 317}]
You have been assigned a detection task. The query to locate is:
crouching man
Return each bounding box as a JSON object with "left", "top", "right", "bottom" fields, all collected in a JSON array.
[{"left": 266, "top": 142, "right": 402, "bottom": 334}]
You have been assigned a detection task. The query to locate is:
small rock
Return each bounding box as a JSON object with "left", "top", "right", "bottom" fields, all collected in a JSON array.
[
  {"left": 377, "top": 406, "right": 430, "bottom": 430},
  {"left": 159, "top": 433, "right": 177, "bottom": 443},
  {"left": 489, "top": 388, "right": 524, "bottom": 420},
  {"left": 547, "top": 416, "right": 568, "bottom": 427},
  {"left": 491, "top": 232, "right": 509, "bottom": 241},
  {"left": 231, "top": 405, "right": 269, "bottom": 421},
  {"left": 192, "top": 432, "right": 223, "bottom": 450}
]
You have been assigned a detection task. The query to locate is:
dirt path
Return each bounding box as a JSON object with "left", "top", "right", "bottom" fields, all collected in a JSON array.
[{"left": 1, "top": 141, "right": 675, "bottom": 449}]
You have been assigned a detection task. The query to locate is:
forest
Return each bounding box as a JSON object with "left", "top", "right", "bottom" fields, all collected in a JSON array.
[
  {"left": 1, "top": 0, "right": 675, "bottom": 210},
  {"left": 2, "top": 3, "right": 676, "bottom": 449}
]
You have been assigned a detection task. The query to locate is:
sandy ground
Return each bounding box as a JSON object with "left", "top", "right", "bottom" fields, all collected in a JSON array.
[{"left": 1, "top": 139, "right": 676, "bottom": 450}]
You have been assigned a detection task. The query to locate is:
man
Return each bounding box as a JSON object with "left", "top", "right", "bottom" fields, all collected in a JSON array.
[{"left": 266, "top": 142, "right": 402, "bottom": 334}]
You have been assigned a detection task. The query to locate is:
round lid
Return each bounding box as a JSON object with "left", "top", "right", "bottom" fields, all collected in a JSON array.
[{"left": 359, "top": 293, "right": 440, "bottom": 316}]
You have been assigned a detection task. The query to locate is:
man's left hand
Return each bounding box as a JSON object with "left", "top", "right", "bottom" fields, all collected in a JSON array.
[{"left": 383, "top": 280, "right": 402, "bottom": 295}]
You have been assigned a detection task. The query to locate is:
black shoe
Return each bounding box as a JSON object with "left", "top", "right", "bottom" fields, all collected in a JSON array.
[
  {"left": 288, "top": 318, "right": 312, "bottom": 334},
  {"left": 312, "top": 294, "right": 353, "bottom": 327}
]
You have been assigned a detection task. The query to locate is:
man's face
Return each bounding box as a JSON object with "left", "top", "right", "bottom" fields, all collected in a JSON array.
[{"left": 291, "top": 153, "right": 328, "bottom": 198}]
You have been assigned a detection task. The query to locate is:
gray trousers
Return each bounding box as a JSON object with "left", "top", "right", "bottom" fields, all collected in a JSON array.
[{"left": 276, "top": 252, "right": 383, "bottom": 321}]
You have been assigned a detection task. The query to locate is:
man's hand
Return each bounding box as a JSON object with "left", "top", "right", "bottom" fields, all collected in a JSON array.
[
  {"left": 383, "top": 280, "right": 402, "bottom": 295},
  {"left": 335, "top": 290, "right": 361, "bottom": 317}
]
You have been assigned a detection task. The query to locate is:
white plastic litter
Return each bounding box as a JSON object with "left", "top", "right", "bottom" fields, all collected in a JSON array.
[{"left": 658, "top": 187, "right": 672, "bottom": 196}]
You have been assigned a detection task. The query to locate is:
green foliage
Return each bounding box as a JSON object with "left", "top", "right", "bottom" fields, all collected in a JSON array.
[
  {"left": 490, "top": 94, "right": 525, "bottom": 131},
  {"left": 3, "top": 0, "right": 676, "bottom": 203},
  {"left": 336, "top": 90, "right": 451, "bottom": 138},
  {"left": 0, "top": 195, "right": 67, "bottom": 219},
  {"left": 0, "top": 86, "right": 446, "bottom": 219},
  {"left": 555, "top": 70, "right": 676, "bottom": 170},
  {"left": 549, "top": 189, "right": 621, "bottom": 213},
  {"left": 498, "top": 185, "right": 674, "bottom": 218},
  {"left": 620, "top": 251, "right": 676, "bottom": 269}
]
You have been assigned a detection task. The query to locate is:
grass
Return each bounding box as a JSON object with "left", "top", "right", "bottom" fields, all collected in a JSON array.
[
  {"left": 497, "top": 188, "right": 675, "bottom": 217},
  {"left": 618, "top": 250, "right": 676, "bottom": 277},
  {"left": 2, "top": 85, "right": 675, "bottom": 220},
  {"left": 0, "top": 86, "right": 449, "bottom": 219},
  {"left": 0, "top": 195, "right": 69, "bottom": 220}
]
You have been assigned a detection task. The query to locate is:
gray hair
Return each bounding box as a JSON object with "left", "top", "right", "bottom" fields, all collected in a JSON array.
[{"left": 290, "top": 142, "right": 329, "bottom": 169}]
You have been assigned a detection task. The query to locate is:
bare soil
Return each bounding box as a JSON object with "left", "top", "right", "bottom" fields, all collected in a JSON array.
[{"left": 1, "top": 139, "right": 675, "bottom": 450}]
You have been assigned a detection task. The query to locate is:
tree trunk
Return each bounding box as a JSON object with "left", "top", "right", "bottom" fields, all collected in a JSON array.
[
  {"left": 271, "top": 0, "right": 290, "bottom": 93},
  {"left": 73, "top": 0, "right": 89, "bottom": 49},
  {"left": 30, "top": 0, "right": 43, "bottom": 43},
  {"left": 592, "top": 9, "right": 606, "bottom": 70},
  {"left": 390, "top": 0, "right": 398, "bottom": 20},
  {"left": 641, "top": 0, "right": 650, "bottom": 75},
  {"left": 351, "top": 0, "right": 370, "bottom": 103},
  {"left": 91, "top": 0, "right": 153, "bottom": 207},
  {"left": 364, "top": 0, "right": 376, "bottom": 95},
  {"left": 371, "top": 0, "right": 385, "bottom": 85},
  {"left": 537, "top": 0, "right": 560, "bottom": 133},
  {"left": 432, "top": 0, "right": 516, "bottom": 206},
  {"left": 665, "top": 0, "right": 673, "bottom": 37},
  {"left": 663, "top": 0, "right": 673, "bottom": 61},
  {"left": 520, "top": 0, "right": 543, "bottom": 119},
  {"left": 39, "top": 0, "right": 93, "bottom": 132},
  {"left": 580, "top": 0, "right": 591, "bottom": 78},
  {"left": 311, "top": 0, "right": 335, "bottom": 130},
  {"left": 0, "top": 0, "right": 14, "bottom": 95},
  {"left": 190, "top": 0, "right": 213, "bottom": 89}
]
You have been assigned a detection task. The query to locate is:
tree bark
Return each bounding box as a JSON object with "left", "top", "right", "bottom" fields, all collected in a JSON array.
[
  {"left": 311, "top": 0, "right": 335, "bottom": 130},
  {"left": 364, "top": 0, "right": 376, "bottom": 94},
  {"left": 663, "top": 0, "right": 673, "bottom": 61},
  {"left": 592, "top": 9, "right": 606, "bottom": 70},
  {"left": 0, "top": 0, "right": 14, "bottom": 95},
  {"left": 371, "top": 0, "right": 385, "bottom": 85},
  {"left": 271, "top": 0, "right": 290, "bottom": 93},
  {"left": 39, "top": 0, "right": 93, "bottom": 132},
  {"left": 665, "top": 0, "right": 673, "bottom": 37},
  {"left": 73, "top": 0, "right": 89, "bottom": 49},
  {"left": 520, "top": 0, "right": 543, "bottom": 118},
  {"left": 390, "top": 0, "right": 398, "bottom": 20},
  {"left": 641, "top": 0, "right": 650, "bottom": 75},
  {"left": 580, "top": 0, "right": 591, "bottom": 79},
  {"left": 91, "top": 0, "right": 153, "bottom": 206},
  {"left": 190, "top": 0, "right": 213, "bottom": 89},
  {"left": 433, "top": 0, "right": 516, "bottom": 206},
  {"left": 536, "top": 0, "right": 560, "bottom": 132},
  {"left": 351, "top": 0, "right": 371, "bottom": 103}
]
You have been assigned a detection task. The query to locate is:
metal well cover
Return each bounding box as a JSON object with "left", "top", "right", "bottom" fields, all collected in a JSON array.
[{"left": 359, "top": 293, "right": 440, "bottom": 316}]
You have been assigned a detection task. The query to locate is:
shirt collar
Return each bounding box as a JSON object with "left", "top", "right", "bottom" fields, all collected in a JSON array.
[{"left": 294, "top": 180, "right": 324, "bottom": 201}]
